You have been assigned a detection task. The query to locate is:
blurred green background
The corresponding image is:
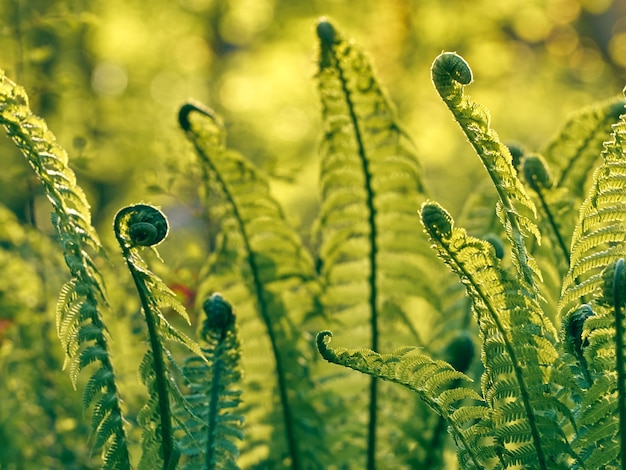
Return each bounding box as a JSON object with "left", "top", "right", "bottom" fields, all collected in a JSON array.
[{"left": 1, "top": 0, "right": 626, "bottom": 467}]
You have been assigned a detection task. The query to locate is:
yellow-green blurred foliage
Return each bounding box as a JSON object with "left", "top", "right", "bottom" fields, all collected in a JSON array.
[{"left": 1, "top": 0, "right": 626, "bottom": 467}]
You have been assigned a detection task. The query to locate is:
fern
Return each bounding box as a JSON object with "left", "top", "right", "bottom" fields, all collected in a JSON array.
[
  {"left": 114, "top": 203, "right": 204, "bottom": 470},
  {"left": 557, "top": 95, "right": 626, "bottom": 469},
  {"left": 178, "top": 293, "right": 244, "bottom": 470},
  {"left": 0, "top": 70, "right": 130, "bottom": 468},
  {"left": 317, "top": 330, "right": 491, "bottom": 468},
  {"left": 431, "top": 52, "right": 541, "bottom": 292},
  {"left": 315, "top": 18, "right": 437, "bottom": 468},
  {"left": 178, "top": 102, "right": 322, "bottom": 468},
  {"left": 542, "top": 96, "right": 625, "bottom": 199},
  {"left": 421, "top": 201, "right": 576, "bottom": 468},
  {"left": 559, "top": 94, "right": 626, "bottom": 324}
]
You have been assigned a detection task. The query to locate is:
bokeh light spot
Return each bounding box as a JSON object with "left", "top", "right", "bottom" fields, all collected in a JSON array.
[
  {"left": 547, "top": 26, "right": 579, "bottom": 56},
  {"left": 174, "top": 35, "right": 212, "bottom": 72},
  {"left": 513, "top": 6, "right": 552, "bottom": 43},
  {"left": 91, "top": 62, "right": 128, "bottom": 96},
  {"left": 273, "top": 107, "right": 310, "bottom": 142},
  {"left": 608, "top": 32, "right": 626, "bottom": 68}
]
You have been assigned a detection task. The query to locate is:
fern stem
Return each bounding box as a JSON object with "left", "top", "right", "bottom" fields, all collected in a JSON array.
[
  {"left": 206, "top": 328, "right": 227, "bottom": 468},
  {"left": 330, "top": 34, "right": 379, "bottom": 470},
  {"left": 128, "top": 254, "right": 174, "bottom": 468},
  {"left": 114, "top": 206, "right": 175, "bottom": 469},
  {"left": 612, "top": 258, "right": 626, "bottom": 469},
  {"left": 535, "top": 188, "right": 571, "bottom": 266}
]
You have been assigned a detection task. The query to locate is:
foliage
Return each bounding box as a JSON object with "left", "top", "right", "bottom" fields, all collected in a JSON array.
[{"left": 2, "top": 4, "right": 626, "bottom": 470}]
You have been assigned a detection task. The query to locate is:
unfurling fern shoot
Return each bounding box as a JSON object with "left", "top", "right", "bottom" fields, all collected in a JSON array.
[
  {"left": 431, "top": 52, "right": 541, "bottom": 293},
  {"left": 178, "top": 293, "right": 243, "bottom": 470},
  {"left": 114, "top": 204, "right": 203, "bottom": 470}
]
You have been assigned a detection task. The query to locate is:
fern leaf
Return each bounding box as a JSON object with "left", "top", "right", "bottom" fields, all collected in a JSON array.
[
  {"left": 559, "top": 95, "right": 626, "bottom": 323},
  {"left": 431, "top": 52, "right": 541, "bottom": 292},
  {"left": 114, "top": 204, "right": 205, "bottom": 469},
  {"left": 317, "top": 331, "right": 495, "bottom": 469},
  {"left": 542, "top": 96, "right": 625, "bottom": 198},
  {"left": 177, "top": 293, "right": 244, "bottom": 470},
  {"left": 179, "top": 101, "right": 322, "bottom": 468},
  {"left": 421, "top": 201, "right": 576, "bottom": 469},
  {"left": 315, "top": 18, "right": 438, "bottom": 467},
  {"left": 570, "top": 258, "right": 626, "bottom": 468},
  {"left": 0, "top": 70, "right": 130, "bottom": 468}
]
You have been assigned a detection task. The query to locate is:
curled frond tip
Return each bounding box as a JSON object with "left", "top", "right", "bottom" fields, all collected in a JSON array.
[
  {"left": 316, "top": 18, "right": 336, "bottom": 46},
  {"left": 178, "top": 101, "right": 216, "bottom": 132},
  {"left": 431, "top": 52, "right": 473, "bottom": 86},
  {"left": 114, "top": 204, "right": 169, "bottom": 248}
]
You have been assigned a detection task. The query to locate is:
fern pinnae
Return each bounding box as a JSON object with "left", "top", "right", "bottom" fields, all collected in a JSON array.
[
  {"left": 316, "top": 19, "right": 436, "bottom": 468},
  {"left": 431, "top": 52, "right": 541, "bottom": 293},
  {"left": 179, "top": 102, "right": 320, "bottom": 468},
  {"left": 114, "top": 204, "right": 203, "bottom": 470},
  {"left": 421, "top": 201, "right": 575, "bottom": 468},
  {"left": 559, "top": 96, "right": 626, "bottom": 324},
  {"left": 542, "top": 96, "right": 625, "bottom": 196},
  {"left": 316, "top": 331, "right": 490, "bottom": 469},
  {"left": 0, "top": 70, "right": 130, "bottom": 468}
]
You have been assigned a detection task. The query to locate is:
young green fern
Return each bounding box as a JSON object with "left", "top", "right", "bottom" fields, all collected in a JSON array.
[
  {"left": 177, "top": 293, "right": 243, "bottom": 470},
  {"left": 316, "top": 331, "right": 490, "bottom": 469},
  {"left": 0, "top": 70, "right": 130, "bottom": 469},
  {"left": 432, "top": 52, "right": 541, "bottom": 292},
  {"left": 557, "top": 96, "right": 626, "bottom": 469},
  {"left": 315, "top": 18, "right": 437, "bottom": 468},
  {"left": 114, "top": 204, "right": 204, "bottom": 470},
  {"left": 420, "top": 201, "right": 576, "bottom": 469},
  {"left": 542, "top": 96, "right": 625, "bottom": 198},
  {"left": 178, "top": 102, "right": 322, "bottom": 468},
  {"left": 559, "top": 94, "right": 626, "bottom": 324}
]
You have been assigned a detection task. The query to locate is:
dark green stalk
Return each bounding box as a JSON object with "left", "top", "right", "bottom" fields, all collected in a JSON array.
[
  {"left": 612, "top": 258, "right": 626, "bottom": 469},
  {"left": 131, "top": 266, "right": 174, "bottom": 468},
  {"left": 330, "top": 37, "right": 379, "bottom": 470},
  {"left": 206, "top": 329, "right": 227, "bottom": 468},
  {"left": 535, "top": 188, "right": 570, "bottom": 267}
]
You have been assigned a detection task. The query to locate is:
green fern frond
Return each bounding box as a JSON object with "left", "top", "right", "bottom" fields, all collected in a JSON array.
[
  {"left": 315, "top": 18, "right": 436, "bottom": 467},
  {"left": 559, "top": 95, "right": 626, "bottom": 323},
  {"left": 317, "top": 331, "right": 494, "bottom": 469},
  {"left": 179, "top": 102, "right": 322, "bottom": 468},
  {"left": 542, "top": 96, "right": 625, "bottom": 197},
  {"left": 0, "top": 70, "right": 130, "bottom": 468},
  {"left": 114, "top": 204, "right": 204, "bottom": 470},
  {"left": 421, "top": 201, "right": 576, "bottom": 469},
  {"left": 569, "top": 258, "right": 626, "bottom": 468},
  {"left": 431, "top": 52, "right": 541, "bottom": 292},
  {"left": 177, "top": 293, "right": 244, "bottom": 470}
]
